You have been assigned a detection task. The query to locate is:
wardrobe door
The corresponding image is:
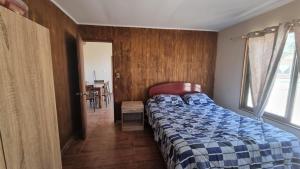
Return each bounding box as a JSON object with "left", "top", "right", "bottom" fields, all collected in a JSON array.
[
  {"left": 0, "top": 6, "right": 62, "bottom": 169},
  {"left": 0, "top": 134, "right": 6, "bottom": 169}
]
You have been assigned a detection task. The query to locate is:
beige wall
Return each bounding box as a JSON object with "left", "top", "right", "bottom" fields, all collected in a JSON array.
[
  {"left": 214, "top": 0, "right": 300, "bottom": 137},
  {"left": 83, "top": 42, "right": 113, "bottom": 89}
]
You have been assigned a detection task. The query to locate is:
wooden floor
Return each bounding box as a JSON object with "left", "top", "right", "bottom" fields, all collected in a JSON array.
[{"left": 62, "top": 100, "right": 166, "bottom": 169}]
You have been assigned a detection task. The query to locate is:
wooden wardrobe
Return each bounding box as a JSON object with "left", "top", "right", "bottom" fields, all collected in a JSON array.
[{"left": 0, "top": 6, "right": 62, "bottom": 169}]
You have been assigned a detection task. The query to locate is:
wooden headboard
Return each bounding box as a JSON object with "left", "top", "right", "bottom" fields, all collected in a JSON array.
[{"left": 148, "top": 82, "right": 201, "bottom": 97}]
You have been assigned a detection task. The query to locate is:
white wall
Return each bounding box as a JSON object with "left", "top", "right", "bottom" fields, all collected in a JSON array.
[
  {"left": 83, "top": 42, "right": 113, "bottom": 89},
  {"left": 214, "top": 0, "right": 300, "bottom": 138}
]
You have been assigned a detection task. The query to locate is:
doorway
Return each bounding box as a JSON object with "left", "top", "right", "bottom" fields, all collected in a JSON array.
[{"left": 82, "top": 41, "right": 114, "bottom": 129}]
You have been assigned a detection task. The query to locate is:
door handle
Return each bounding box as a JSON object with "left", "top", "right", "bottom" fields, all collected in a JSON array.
[{"left": 115, "top": 72, "right": 120, "bottom": 79}]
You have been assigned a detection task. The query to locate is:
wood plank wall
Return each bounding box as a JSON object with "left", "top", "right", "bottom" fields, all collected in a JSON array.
[
  {"left": 79, "top": 26, "right": 218, "bottom": 120},
  {"left": 23, "top": 0, "right": 79, "bottom": 148}
]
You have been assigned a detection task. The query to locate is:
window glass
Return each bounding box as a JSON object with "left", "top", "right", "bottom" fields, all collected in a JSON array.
[
  {"left": 291, "top": 74, "right": 300, "bottom": 126},
  {"left": 265, "top": 33, "right": 295, "bottom": 117},
  {"left": 246, "top": 86, "right": 253, "bottom": 108}
]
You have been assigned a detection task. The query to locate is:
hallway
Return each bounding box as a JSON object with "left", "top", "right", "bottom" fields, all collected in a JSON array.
[{"left": 62, "top": 103, "right": 165, "bottom": 169}]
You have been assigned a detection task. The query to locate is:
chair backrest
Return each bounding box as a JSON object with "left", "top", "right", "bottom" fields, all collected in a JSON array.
[
  {"left": 103, "top": 82, "right": 110, "bottom": 94},
  {"left": 94, "top": 80, "right": 104, "bottom": 84},
  {"left": 86, "top": 85, "right": 94, "bottom": 91}
]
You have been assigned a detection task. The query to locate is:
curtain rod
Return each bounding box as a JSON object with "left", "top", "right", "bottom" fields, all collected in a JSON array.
[
  {"left": 230, "top": 26, "right": 277, "bottom": 41},
  {"left": 230, "top": 19, "right": 300, "bottom": 41}
]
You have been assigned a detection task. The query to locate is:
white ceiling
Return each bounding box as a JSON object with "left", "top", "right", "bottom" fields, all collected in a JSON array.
[{"left": 51, "top": 0, "right": 293, "bottom": 31}]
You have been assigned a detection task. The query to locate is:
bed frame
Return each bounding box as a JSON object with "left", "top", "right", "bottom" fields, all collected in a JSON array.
[{"left": 148, "top": 82, "right": 201, "bottom": 97}]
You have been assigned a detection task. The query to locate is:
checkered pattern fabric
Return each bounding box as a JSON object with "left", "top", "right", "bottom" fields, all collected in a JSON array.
[
  {"left": 182, "top": 93, "right": 214, "bottom": 106},
  {"left": 146, "top": 99, "right": 300, "bottom": 169},
  {"left": 153, "top": 94, "right": 185, "bottom": 106}
]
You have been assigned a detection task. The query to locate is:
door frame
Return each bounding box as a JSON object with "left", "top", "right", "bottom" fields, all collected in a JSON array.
[
  {"left": 76, "top": 35, "right": 88, "bottom": 139},
  {"left": 77, "top": 39, "right": 116, "bottom": 138}
]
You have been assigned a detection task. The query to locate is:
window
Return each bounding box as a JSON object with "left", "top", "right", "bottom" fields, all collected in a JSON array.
[
  {"left": 240, "top": 32, "right": 299, "bottom": 127},
  {"left": 291, "top": 73, "right": 300, "bottom": 126}
]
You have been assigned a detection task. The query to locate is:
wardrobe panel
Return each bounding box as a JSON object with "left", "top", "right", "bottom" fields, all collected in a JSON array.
[
  {"left": 0, "top": 134, "right": 6, "bottom": 169},
  {"left": 0, "top": 6, "right": 62, "bottom": 169}
]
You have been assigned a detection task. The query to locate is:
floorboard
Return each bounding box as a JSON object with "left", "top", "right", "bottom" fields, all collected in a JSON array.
[{"left": 62, "top": 101, "right": 166, "bottom": 169}]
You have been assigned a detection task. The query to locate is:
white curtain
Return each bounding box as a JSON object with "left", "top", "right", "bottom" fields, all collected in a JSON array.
[
  {"left": 295, "top": 25, "right": 300, "bottom": 73},
  {"left": 248, "top": 24, "right": 291, "bottom": 120},
  {"left": 248, "top": 33, "right": 275, "bottom": 107}
]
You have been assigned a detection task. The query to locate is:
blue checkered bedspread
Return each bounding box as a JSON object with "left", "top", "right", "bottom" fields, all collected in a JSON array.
[{"left": 146, "top": 99, "right": 300, "bottom": 169}]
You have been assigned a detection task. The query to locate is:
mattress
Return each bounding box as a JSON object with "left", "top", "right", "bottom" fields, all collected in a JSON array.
[{"left": 146, "top": 98, "right": 300, "bottom": 169}]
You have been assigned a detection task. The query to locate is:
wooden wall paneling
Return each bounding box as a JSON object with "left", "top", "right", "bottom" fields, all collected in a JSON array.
[
  {"left": 0, "top": 6, "right": 62, "bottom": 168},
  {"left": 23, "top": 0, "right": 79, "bottom": 148},
  {"left": 148, "top": 29, "right": 160, "bottom": 86},
  {"left": 131, "top": 28, "right": 145, "bottom": 99},
  {"left": 79, "top": 25, "right": 218, "bottom": 121}
]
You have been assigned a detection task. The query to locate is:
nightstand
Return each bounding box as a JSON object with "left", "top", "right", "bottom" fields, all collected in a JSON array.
[{"left": 121, "top": 101, "right": 144, "bottom": 131}]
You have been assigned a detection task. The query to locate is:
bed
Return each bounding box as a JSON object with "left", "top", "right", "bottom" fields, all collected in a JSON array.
[{"left": 146, "top": 82, "right": 300, "bottom": 169}]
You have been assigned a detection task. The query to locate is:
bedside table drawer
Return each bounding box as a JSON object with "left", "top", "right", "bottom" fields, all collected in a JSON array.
[
  {"left": 123, "top": 112, "right": 143, "bottom": 122},
  {"left": 121, "top": 101, "right": 144, "bottom": 131}
]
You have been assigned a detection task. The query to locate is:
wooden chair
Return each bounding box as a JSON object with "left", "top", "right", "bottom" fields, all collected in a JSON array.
[
  {"left": 102, "top": 82, "right": 111, "bottom": 107},
  {"left": 85, "top": 85, "right": 94, "bottom": 107},
  {"left": 106, "top": 82, "right": 111, "bottom": 95},
  {"left": 85, "top": 85, "right": 101, "bottom": 111},
  {"left": 93, "top": 87, "right": 101, "bottom": 109},
  {"left": 85, "top": 85, "right": 94, "bottom": 92}
]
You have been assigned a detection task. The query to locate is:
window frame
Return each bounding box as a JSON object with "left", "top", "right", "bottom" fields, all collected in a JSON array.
[{"left": 239, "top": 31, "right": 300, "bottom": 128}]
